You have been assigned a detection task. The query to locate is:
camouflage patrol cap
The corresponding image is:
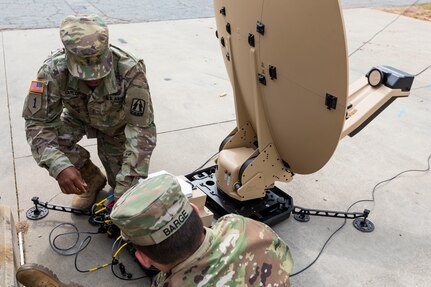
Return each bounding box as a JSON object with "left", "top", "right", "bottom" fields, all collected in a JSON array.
[
  {"left": 110, "top": 174, "right": 193, "bottom": 246},
  {"left": 60, "top": 15, "right": 113, "bottom": 80}
]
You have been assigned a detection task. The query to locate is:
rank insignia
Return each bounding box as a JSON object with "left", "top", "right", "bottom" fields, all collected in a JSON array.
[
  {"left": 130, "top": 98, "right": 145, "bottom": 116},
  {"left": 29, "top": 80, "right": 45, "bottom": 93}
]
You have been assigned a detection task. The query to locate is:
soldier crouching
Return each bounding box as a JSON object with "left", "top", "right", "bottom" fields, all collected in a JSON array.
[{"left": 22, "top": 15, "right": 156, "bottom": 209}]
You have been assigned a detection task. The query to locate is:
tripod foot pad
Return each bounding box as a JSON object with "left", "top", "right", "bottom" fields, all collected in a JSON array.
[
  {"left": 26, "top": 206, "right": 49, "bottom": 220},
  {"left": 294, "top": 213, "right": 310, "bottom": 222},
  {"left": 353, "top": 218, "right": 375, "bottom": 232}
]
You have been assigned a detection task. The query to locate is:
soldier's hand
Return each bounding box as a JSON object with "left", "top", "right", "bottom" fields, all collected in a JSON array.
[{"left": 57, "top": 166, "right": 88, "bottom": 195}]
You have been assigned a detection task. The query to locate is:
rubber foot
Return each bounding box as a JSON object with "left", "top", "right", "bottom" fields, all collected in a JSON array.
[
  {"left": 353, "top": 218, "right": 375, "bottom": 232},
  {"left": 294, "top": 213, "right": 310, "bottom": 222},
  {"left": 26, "top": 206, "right": 49, "bottom": 220}
]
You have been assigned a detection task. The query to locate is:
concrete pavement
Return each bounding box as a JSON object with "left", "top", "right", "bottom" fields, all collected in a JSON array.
[{"left": 1, "top": 6, "right": 431, "bottom": 287}]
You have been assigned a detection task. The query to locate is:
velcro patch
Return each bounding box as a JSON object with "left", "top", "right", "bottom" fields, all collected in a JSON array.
[{"left": 29, "top": 80, "right": 45, "bottom": 93}]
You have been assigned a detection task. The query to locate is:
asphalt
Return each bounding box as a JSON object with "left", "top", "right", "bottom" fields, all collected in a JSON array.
[
  {"left": 1, "top": 6, "right": 431, "bottom": 287},
  {"left": 1, "top": 0, "right": 430, "bottom": 30}
]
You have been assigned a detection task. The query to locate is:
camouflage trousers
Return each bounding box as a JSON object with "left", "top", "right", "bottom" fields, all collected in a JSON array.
[{"left": 57, "top": 110, "right": 125, "bottom": 188}]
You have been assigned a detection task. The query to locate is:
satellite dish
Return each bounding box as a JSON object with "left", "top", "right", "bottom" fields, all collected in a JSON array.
[{"left": 215, "top": 0, "right": 348, "bottom": 174}]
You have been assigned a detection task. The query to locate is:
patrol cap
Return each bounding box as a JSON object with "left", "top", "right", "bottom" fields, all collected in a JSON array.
[
  {"left": 60, "top": 15, "right": 113, "bottom": 80},
  {"left": 110, "top": 174, "right": 194, "bottom": 246}
]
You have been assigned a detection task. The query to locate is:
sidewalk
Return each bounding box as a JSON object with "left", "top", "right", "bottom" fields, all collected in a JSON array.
[{"left": 1, "top": 8, "right": 431, "bottom": 287}]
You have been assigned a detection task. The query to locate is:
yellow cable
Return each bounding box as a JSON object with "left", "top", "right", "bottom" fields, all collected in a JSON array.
[
  {"left": 83, "top": 235, "right": 127, "bottom": 273},
  {"left": 95, "top": 197, "right": 108, "bottom": 206},
  {"left": 113, "top": 243, "right": 128, "bottom": 258},
  {"left": 87, "top": 262, "right": 111, "bottom": 272},
  {"left": 95, "top": 207, "right": 107, "bottom": 214}
]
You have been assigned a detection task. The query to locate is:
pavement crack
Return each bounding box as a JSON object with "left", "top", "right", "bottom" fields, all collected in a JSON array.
[
  {"left": 63, "top": 0, "right": 78, "bottom": 14},
  {"left": 85, "top": 0, "right": 130, "bottom": 23},
  {"left": 349, "top": 0, "right": 421, "bottom": 58},
  {"left": 1, "top": 32, "right": 21, "bottom": 221},
  {"left": 178, "top": 0, "right": 191, "bottom": 8}
]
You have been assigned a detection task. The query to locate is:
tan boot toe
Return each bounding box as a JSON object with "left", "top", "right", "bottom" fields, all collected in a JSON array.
[
  {"left": 16, "top": 263, "right": 84, "bottom": 287},
  {"left": 71, "top": 160, "right": 107, "bottom": 209}
]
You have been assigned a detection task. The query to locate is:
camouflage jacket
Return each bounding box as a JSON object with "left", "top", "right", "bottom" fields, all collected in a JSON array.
[
  {"left": 152, "top": 214, "right": 293, "bottom": 287},
  {"left": 22, "top": 45, "right": 156, "bottom": 196}
]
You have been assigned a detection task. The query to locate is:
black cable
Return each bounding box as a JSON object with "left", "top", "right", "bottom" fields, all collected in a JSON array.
[
  {"left": 49, "top": 223, "right": 99, "bottom": 256},
  {"left": 110, "top": 262, "right": 148, "bottom": 281},
  {"left": 348, "top": 0, "right": 420, "bottom": 58},
  {"left": 49, "top": 222, "right": 111, "bottom": 273},
  {"left": 191, "top": 151, "right": 219, "bottom": 174},
  {"left": 290, "top": 153, "right": 431, "bottom": 277},
  {"left": 290, "top": 220, "right": 347, "bottom": 277},
  {"left": 74, "top": 236, "right": 96, "bottom": 273},
  {"left": 49, "top": 222, "right": 148, "bottom": 280},
  {"left": 345, "top": 153, "right": 431, "bottom": 212},
  {"left": 346, "top": 0, "right": 431, "bottom": 79},
  {"left": 413, "top": 63, "right": 431, "bottom": 77},
  {"left": 291, "top": 1, "right": 429, "bottom": 267}
]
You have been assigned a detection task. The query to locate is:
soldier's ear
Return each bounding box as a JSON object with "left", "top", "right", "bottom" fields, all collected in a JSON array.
[
  {"left": 135, "top": 249, "right": 152, "bottom": 268},
  {"left": 190, "top": 203, "right": 200, "bottom": 216},
  {"left": 135, "top": 249, "right": 170, "bottom": 272}
]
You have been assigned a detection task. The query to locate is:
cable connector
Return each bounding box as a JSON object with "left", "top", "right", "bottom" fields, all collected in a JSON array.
[
  {"left": 118, "top": 262, "right": 133, "bottom": 278},
  {"left": 119, "top": 262, "right": 126, "bottom": 275}
]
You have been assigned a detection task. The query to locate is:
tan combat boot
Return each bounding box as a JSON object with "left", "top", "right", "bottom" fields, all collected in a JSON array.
[
  {"left": 71, "top": 160, "right": 107, "bottom": 209},
  {"left": 16, "top": 263, "right": 84, "bottom": 287}
]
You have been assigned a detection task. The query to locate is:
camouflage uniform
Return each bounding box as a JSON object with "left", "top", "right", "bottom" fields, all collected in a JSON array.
[
  {"left": 111, "top": 174, "right": 293, "bottom": 287},
  {"left": 152, "top": 215, "right": 293, "bottom": 287},
  {"left": 22, "top": 15, "right": 156, "bottom": 198}
]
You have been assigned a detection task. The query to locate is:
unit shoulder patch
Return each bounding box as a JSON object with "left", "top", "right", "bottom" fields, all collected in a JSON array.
[
  {"left": 124, "top": 89, "right": 152, "bottom": 127},
  {"left": 27, "top": 92, "right": 43, "bottom": 114},
  {"left": 130, "top": 98, "right": 145, "bottom": 117},
  {"left": 23, "top": 80, "right": 48, "bottom": 119}
]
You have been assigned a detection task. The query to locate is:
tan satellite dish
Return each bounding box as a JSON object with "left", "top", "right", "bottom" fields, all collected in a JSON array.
[
  {"left": 214, "top": 0, "right": 348, "bottom": 175},
  {"left": 213, "top": 0, "right": 412, "bottom": 201},
  {"left": 259, "top": 0, "right": 348, "bottom": 174}
]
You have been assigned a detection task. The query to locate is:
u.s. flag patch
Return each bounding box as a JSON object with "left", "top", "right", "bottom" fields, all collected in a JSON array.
[{"left": 29, "top": 80, "right": 45, "bottom": 93}]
